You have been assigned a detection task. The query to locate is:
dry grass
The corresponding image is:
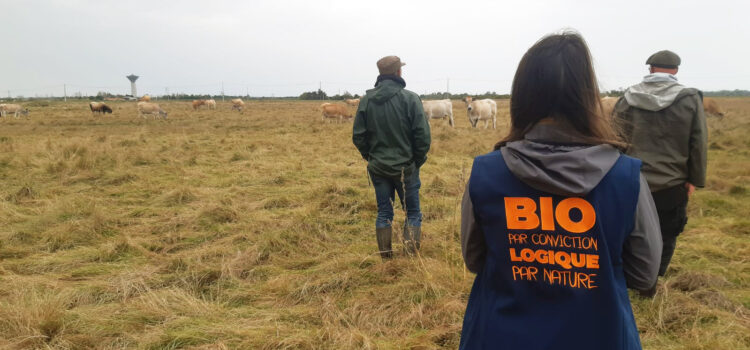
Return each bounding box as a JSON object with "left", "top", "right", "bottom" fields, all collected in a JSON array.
[{"left": 0, "top": 98, "right": 748, "bottom": 349}]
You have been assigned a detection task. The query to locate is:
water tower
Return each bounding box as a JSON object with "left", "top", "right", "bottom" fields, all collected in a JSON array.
[{"left": 126, "top": 74, "right": 139, "bottom": 97}]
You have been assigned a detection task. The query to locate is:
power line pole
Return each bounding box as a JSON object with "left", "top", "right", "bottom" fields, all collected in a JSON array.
[
  {"left": 446, "top": 78, "right": 450, "bottom": 99},
  {"left": 221, "top": 82, "right": 225, "bottom": 102},
  {"left": 63, "top": 84, "right": 67, "bottom": 102}
]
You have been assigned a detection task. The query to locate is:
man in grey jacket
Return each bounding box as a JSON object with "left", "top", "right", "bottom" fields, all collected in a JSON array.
[{"left": 614, "top": 50, "right": 707, "bottom": 277}]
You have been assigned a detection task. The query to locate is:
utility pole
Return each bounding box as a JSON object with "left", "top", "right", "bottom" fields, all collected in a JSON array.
[
  {"left": 221, "top": 82, "right": 225, "bottom": 102},
  {"left": 165, "top": 87, "right": 169, "bottom": 100},
  {"left": 63, "top": 84, "right": 67, "bottom": 102},
  {"left": 446, "top": 78, "right": 450, "bottom": 99},
  {"left": 7, "top": 90, "right": 10, "bottom": 99}
]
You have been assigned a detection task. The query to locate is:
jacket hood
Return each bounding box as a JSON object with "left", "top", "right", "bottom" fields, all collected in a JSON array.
[
  {"left": 499, "top": 122, "right": 621, "bottom": 196},
  {"left": 624, "top": 73, "right": 685, "bottom": 111},
  {"left": 369, "top": 75, "right": 405, "bottom": 104}
]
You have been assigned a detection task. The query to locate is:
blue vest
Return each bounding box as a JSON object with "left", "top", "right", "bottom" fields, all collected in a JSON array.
[{"left": 460, "top": 150, "right": 642, "bottom": 350}]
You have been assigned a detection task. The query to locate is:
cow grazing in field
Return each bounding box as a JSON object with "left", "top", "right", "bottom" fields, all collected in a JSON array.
[
  {"left": 206, "top": 99, "right": 216, "bottom": 109},
  {"left": 89, "top": 102, "right": 113, "bottom": 115},
  {"left": 137, "top": 102, "right": 167, "bottom": 119},
  {"left": 0, "top": 104, "right": 30, "bottom": 118},
  {"left": 139, "top": 95, "right": 151, "bottom": 102},
  {"left": 600, "top": 96, "right": 618, "bottom": 118},
  {"left": 464, "top": 97, "right": 497, "bottom": 129},
  {"left": 703, "top": 98, "right": 725, "bottom": 118},
  {"left": 321, "top": 103, "right": 352, "bottom": 122},
  {"left": 344, "top": 98, "right": 360, "bottom": 106},
  {"left": 422, "top": 99, "right": 454, "bottom": 127},
  {"left": 231, "top": 98, "right": 245, "bottom": 112},
  {"left": 192, "top": 99, "right": 207, "bottom": 110}
]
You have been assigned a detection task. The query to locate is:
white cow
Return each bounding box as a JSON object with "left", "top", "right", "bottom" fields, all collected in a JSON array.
[
  {"left": 464, "top": 97, "right": 496, "bottom": 129},
  {"left": 0, "top": 104, "right": 30, "bottom": 118},
  {"left": 422, "top": 99, "right": 454, "bottom": 127},
  {"left": 206, "top": 99, "right": 217, "bottom": 110},
  {"left": 137, "top": 102, "right": 167, "bottom": 119},
  {"left": 231, "top": 98, "right": 245, "bottom": 112}
]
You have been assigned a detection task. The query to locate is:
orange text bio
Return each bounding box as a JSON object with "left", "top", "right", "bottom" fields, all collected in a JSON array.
[{"left": 504, "top": 197, "right": 596, "bottom": 233}]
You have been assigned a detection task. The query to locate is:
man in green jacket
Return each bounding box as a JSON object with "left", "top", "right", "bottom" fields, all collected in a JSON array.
[
  {"left": 614, "top": 50, "right": 707, "bottom": 278},
  {"left": 353, "top": 55, "right": 431, "bottom": 259}
]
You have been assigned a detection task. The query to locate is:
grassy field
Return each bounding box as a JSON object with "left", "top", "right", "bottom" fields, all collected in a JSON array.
[{"left": 0, "top": 98, "right": 748, "bottom": 349}]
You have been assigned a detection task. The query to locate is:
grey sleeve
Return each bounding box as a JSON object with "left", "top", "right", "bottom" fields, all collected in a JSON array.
[
  {"left": 461, "top": 182, "right": 487, "bottom": 273},
  {"left": 623, "top": 174, "right": 663, "bottom": 291}
]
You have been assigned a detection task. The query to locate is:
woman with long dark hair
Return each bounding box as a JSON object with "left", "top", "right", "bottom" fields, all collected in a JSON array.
[{"left": 459, "top": 31, "right": 662, "bottom": 349}]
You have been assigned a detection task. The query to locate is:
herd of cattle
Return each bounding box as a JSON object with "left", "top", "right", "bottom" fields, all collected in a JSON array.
[
  {"left": 0, "top": 96, "right": 728, "bottom": 124},
  {"left": 318, "top": 95, "right": 728, "bottom": 128},
  {"left": 88, "top": 98, "right": 246, "bottom": 119}
]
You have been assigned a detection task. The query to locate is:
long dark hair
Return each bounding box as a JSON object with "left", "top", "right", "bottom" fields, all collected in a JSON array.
[{"left": 494, "top": 31, "right": 624, "bottom": 150}]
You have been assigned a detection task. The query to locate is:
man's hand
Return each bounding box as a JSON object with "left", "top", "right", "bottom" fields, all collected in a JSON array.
[{"left": 685, "top": 182, "right": 696, "bottom": 197}]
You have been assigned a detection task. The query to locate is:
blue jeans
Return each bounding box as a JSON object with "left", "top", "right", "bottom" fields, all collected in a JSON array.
[{"left": 370, "top": 168, "right": 422, "bottom": 229}]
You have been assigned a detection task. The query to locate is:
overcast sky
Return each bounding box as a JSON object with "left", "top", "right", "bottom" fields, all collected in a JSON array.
[{"left": 2, "top": 0, "right": 748, "bottom": 98}]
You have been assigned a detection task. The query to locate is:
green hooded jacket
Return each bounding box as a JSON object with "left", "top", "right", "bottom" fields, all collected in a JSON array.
[{"left": 352, "top": 76, "right": 431, "bottom": 179}]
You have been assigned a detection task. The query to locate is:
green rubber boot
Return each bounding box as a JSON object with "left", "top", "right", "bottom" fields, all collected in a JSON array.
[
  {"left": 403, "top": 225, "right": 421, "bottom": 255},
  {"left": 376, "top": 227, "right": 393, "bottom": 259}
]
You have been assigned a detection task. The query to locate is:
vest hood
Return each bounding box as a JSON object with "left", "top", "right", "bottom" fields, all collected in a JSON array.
[{"left": 500, "top": 122, "right": 621, "bottom": 196}]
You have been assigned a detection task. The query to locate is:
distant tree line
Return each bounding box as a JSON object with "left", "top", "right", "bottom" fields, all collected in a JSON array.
[
  {"left": 6, "top": 89, "right": 748, "bottom": 103},
  {"left": 298, "top": 89, "right": 361, "bottom": 100},
  {"left": 419, "top": 92, "right": 510, "bottom": 100},
  {"left": 704, "top": 89, "right": 750, "bottom": 97}
]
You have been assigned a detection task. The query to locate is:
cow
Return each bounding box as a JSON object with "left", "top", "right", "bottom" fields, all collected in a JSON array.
[
  {"left": 344, "top": 98, "right": 360, "bottom": 106},
  {"left": 192, "top": 99, "right": 207, "bottom": 110},
  {"left": 422, "top": 99, "right": 454, "bottom": 127},
  {"left": 138, "top": 95, "right": 151, "bottom": 102},
  {"left": 206, "top": 99, "right": 216, "bottom": 109},
  {"left": 137, "top": 102, "right": 167, "bottom": 119},
  {"left": 464, "top": 97, "right": 497, "bottom": 129},
  {"left": 703, "top": 98, "right": 725, "bottom": 118},
  {"left": 321, "top": 103, "right": 352, "bottom": 123},
  {"left": 89, "top": 102, "right": 113, "bottom": 115},
  {"left": 231, "top": 98, "right": 245, "bottom": 112},
  {"left": 0, "top": 104, "right": 30, "bottom": 118},
  {"left": 600, "top": 96, "right": 618, "bottom": 118}
]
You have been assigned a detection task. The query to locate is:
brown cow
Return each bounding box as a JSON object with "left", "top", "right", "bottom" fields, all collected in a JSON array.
[
  {"left": 321, "top": 103, "right": 352, "bottom": 123},
  {"left": 89, "top": 102, "right": 113, "bottom": 115},
  {"left": 703, "top": 98, "right": 725, "bottom": 118},
  {"left": 138, "top": 95, "right": 151, "bottom": 102},
  {"left": 192, "top": 99, "right": 207, "bottom": 110},
  {"left": 344, "top": 98, "right": 360, "bottom": 106}
]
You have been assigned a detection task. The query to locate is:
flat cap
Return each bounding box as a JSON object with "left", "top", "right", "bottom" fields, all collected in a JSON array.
[
  {"left": 646, "top": 50, "right": 681, "bottom": 68},
  {"left": 377, "top": 56, "right": 406, "bottom": 75}
]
